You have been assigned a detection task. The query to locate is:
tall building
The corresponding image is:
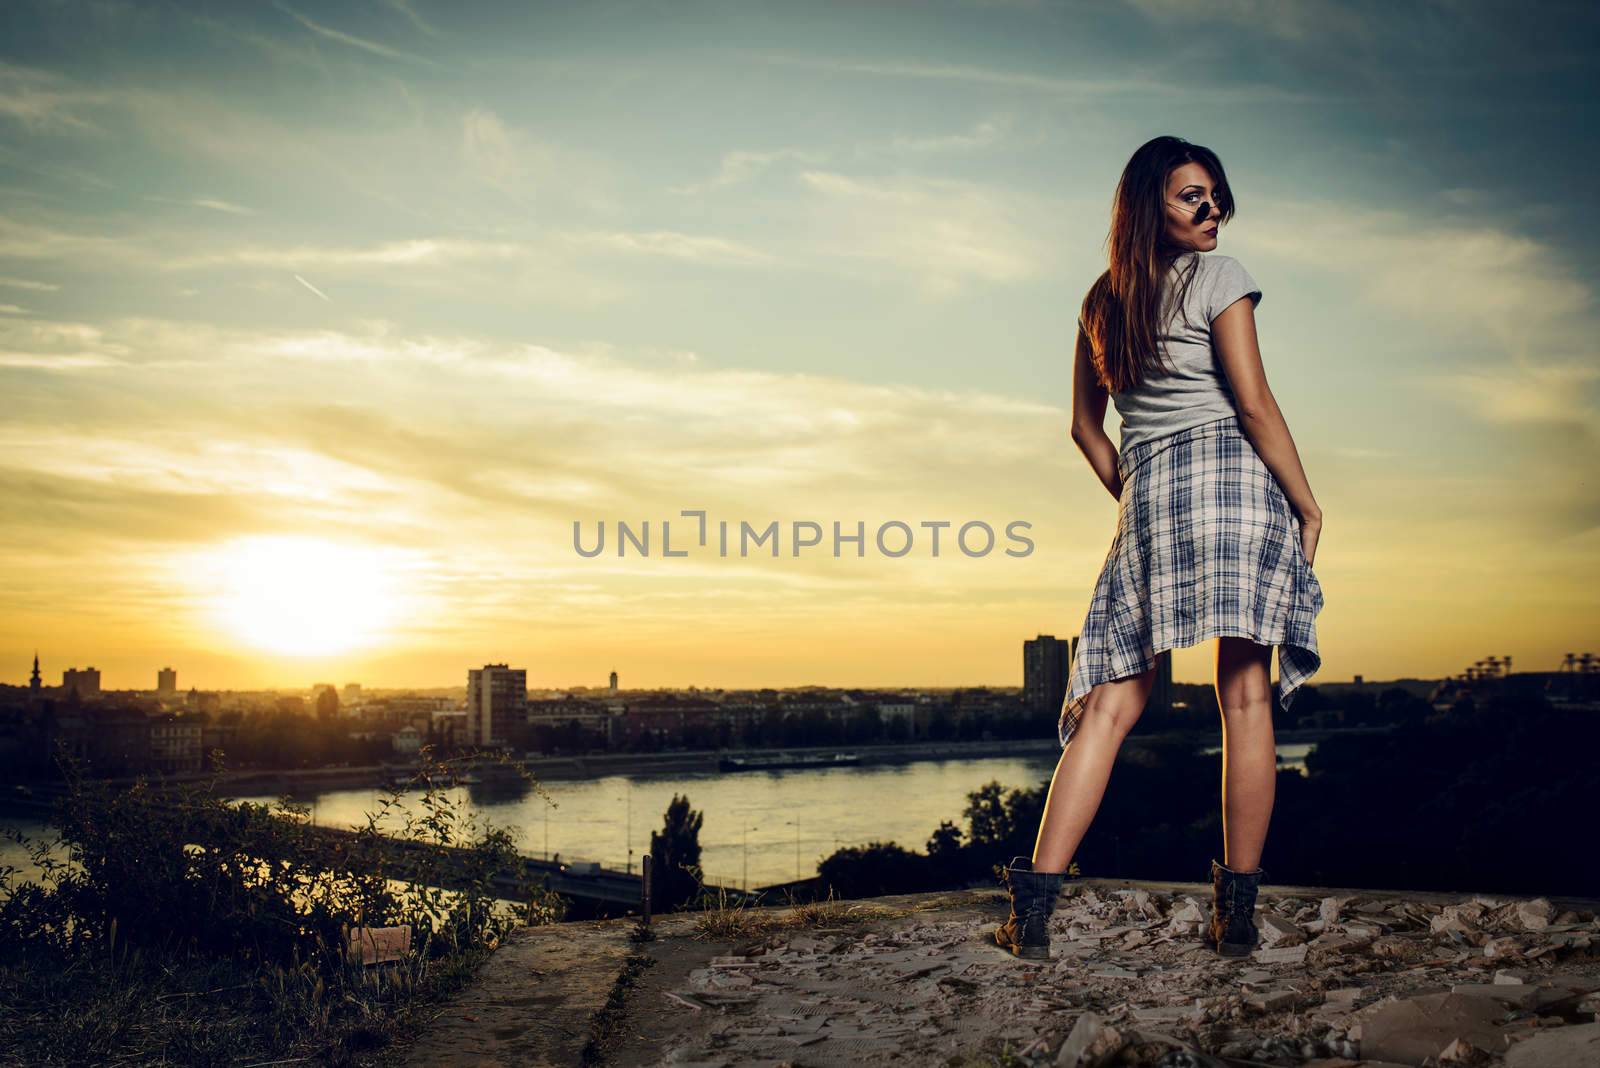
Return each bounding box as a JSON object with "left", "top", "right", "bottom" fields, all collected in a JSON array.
[
  {"left": 1026, "top": 636, "right": 1172, "bottom": 720},
  {"left": 1150, "top": 649, "right": 1173, "bottom": 718},
  {"left": 1023, "top": 635, "right": 1073, "bottom": 716},
  {"left": 62, "top": 665, "right": 101, "bottom": 698},
  {"left": 467, "top": 663, "right": 527, "bottom": 748},
  {"left": 609, "top": 669, "right": 619, "bottom": 694},
  {"left": 30, "top": 651, "right": 41, "bottom": 694},
  {"left": 158, "top": 666, "right": 177, "bottom": 695}
]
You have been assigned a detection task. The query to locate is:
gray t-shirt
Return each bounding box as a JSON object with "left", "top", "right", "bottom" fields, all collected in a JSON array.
[{"left": 1110, "top": 251, "right": 1262, "bottom": 453}]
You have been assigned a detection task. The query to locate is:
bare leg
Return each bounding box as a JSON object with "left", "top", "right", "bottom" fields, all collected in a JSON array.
[
  {"left": 1215, "top": 636, "right": 1276, "bottom": 871},
  {"left": 1031, "top": 666, "right": 1157, "bottom": 874}
]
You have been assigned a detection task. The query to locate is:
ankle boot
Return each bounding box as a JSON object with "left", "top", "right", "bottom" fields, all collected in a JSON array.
[
  {"left": 993, "top": 855, "right": 1069, "bottom": 959},
  {"left": 1202, "top": 858, "right": 1267, "bottom": 957}
]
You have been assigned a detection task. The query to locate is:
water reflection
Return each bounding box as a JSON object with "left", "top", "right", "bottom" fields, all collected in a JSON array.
[
  {"left": 232, "top": 755, "right": 1065, "bottom": 890},
  {"left": 1197, "top": 742, "right": 1315, "bottom": 774},
  {"left": 465, "top": 772, "right": 539, "bottom": 808},
  {"left": 4, "top": 743, "right": 1315, "bottom": 892}
]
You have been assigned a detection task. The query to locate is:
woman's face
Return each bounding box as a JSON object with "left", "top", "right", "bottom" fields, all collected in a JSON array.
[{"left": 1162, "top": 162, "right": 1223, "bottom": 254}]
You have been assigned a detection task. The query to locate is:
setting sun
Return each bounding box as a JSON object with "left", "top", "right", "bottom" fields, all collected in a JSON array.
[{"left": 196, "top": 535, "right": 406, "bottom": 657}]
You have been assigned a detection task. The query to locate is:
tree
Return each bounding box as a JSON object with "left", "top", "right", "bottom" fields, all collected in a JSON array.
[
  {"left": 926, "top": 820, "right": 963, "bottom": 862},
  {"left": 649, "top": 793, "right": 704, "bottom": 910},
  {"left": 316, "top": 687, "right": 340, "bottom": 721},
  {"left": 961, "top": 779, "right": 1046, "bottom": 860},
  {"left": 817, "top": 841, "right": 931, "bottom": 898}
]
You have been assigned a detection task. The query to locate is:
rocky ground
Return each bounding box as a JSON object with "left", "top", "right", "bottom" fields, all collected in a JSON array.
[{"left": 397, "top": 878, "right": 1600, "bottom": 1067}]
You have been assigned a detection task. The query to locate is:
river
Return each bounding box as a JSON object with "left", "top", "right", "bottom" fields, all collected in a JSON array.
[{"left": 2, "top": 743, "right": 1316, "bottom": 891}]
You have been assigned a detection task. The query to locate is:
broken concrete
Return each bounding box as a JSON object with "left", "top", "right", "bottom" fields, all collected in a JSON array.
[{"left": 395, "top": 879, "right": 1600, "bottom": 1066}]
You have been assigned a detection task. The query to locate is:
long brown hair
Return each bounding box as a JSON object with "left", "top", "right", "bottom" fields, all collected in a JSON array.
[{"left": 1080, "top": 136, "right": 1238, "bottom": 394}]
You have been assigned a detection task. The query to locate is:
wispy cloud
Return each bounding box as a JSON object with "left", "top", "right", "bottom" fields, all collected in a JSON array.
[
  {"left": 4, "top": 0, "right": 1598, "bottom": 684},
  {"left": 670, "top": 116, "right": 1018, "bottom": 199},
  {"left": 460, "top": 107, "right": 532, "bottom": 192},
  {"left": 888, "top": 116, "right": 1013, "bottom": 153},
  {"left": 0, "top": 215, "right": 632, "bottom": 309},
  {"left": 0, "top": 316, "right": 1077, "bottom": 645},
  {"left": 0, "top": 62, "right": 110, "bottom": 134},
  {"left": 669, "top": 147, "right": 829, "bottom": 195},
  {"left": 0, "top": 276, "right": 60, "bottom": 292},
  {"left": 1122, "top": 0, "right": 1376, "bottom": 43},
  {"left": 1246, "top": 201, "right": 1596, "bottom": 402},
  {"left": 1438, "top": 362, "right": 1600, "bottom": 438},
  {"left": 0, "top": 216, "right": 139, "bottom": 264},
  {"left": 570, "top": 230, "right": 775, "bottom": 266},
  {"left": 383, "top": 0, "right": 444, "bottom": 38},
  {"left": 167, "top": 237, "right": 522, "bottom": 270},
  {"left": 459, "top": 108, "right": 618, "bottom": 215},
  {"left": 0, "top": 351, "right": 123, "bottom": 370},
  {"left": 749, "top": 52, "right": 1325, "bottom": 102},
  {"left": 0, "top": 315, "right": 1064, "bottom": 501},
  {"left": 1238, "top": 200, "right": 1600, "bottom": 537},
  {"left": 794, "top": 170, "right": 1051, "bottom": 296},
  {"left": 272, "top": 1, "right": 442, "bottom": 69},
  {"left": 145, "top": 195, "right": 257, "bottom": 216},
  {"left": 753, "top": 53, "right": 1146, "bottom": 95}
]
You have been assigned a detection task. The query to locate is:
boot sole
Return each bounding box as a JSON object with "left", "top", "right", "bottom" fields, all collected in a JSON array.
[
  {"left": 1201, "top": 932, "right": 1257, "bottom": 957},
  {"left": 994, "top": 928, "right": 1050, "bottom": 959}
]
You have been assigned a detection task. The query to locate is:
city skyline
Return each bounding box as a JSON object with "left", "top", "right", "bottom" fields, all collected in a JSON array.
[
  {"left": 3, "top": 3, "right": 1597, "bottom": 693},
  {"left": 12, "top": 644, "right": 1585, "bottom": 695}
]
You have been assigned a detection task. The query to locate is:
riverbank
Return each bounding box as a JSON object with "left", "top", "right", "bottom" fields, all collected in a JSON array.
[
  {"left": 225, "top": 737, "right": 1072, "bottom": 795},
  {"left": 4, "top": 725, "right": 1393, "bottom": 807}
]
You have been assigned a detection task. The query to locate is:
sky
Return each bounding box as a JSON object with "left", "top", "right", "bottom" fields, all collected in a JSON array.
[{"left": 1, "top": 0, "right": 1596, "bottom": 694}]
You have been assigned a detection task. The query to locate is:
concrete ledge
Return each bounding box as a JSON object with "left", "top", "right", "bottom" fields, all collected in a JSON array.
[{"left": 401, "top": 919, "right": 635, "bottom": 1067}]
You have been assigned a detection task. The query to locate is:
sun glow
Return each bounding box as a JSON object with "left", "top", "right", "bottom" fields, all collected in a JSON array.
[{"left": 198, "top": 535, "right": 406, "bottom": 656}]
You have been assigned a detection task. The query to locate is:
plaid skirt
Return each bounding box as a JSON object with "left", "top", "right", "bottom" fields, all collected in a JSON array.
[{"left": 1058, "top": 415, "right": 1323, "bottom": 748}]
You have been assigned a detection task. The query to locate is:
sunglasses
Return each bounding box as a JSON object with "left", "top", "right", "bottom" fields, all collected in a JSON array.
[{"left": 1170, "top": 195, "right": 1226, "bottom": 224}]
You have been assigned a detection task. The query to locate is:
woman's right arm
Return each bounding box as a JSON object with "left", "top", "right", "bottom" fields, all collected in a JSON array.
[{"left": 1212, "top": 298, "right": 1323, "bottom": 561}]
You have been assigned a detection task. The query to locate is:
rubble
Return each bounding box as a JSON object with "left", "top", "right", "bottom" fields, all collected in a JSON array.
[
  {"left": 404, "top": 881, "right": 1600, "bottom": 1067},
  {"left": 644, "top": 884, "right": 1600, "bottom": 1066},
  {"left": 1502, "top": 1020, "right": 1600, "bottom": 1067}
]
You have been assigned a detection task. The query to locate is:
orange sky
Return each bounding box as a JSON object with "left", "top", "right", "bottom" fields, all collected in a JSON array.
[{"left": 4, "top": 2, "right": 1597, "bottom": 693}]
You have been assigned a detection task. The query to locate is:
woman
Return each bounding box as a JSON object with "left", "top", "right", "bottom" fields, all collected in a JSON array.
[{"left": 994, "top": 136, "right": 1325, "bottom": 960}]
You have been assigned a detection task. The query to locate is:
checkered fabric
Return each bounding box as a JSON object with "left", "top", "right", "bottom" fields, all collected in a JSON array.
[{"left": 1059, "top": 415, "right": 1324, "bottom": 748}]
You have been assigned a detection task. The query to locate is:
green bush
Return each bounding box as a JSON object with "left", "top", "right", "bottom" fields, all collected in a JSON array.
[{"left": 0, "top": 743, "right": 567, "bottom": 1066}]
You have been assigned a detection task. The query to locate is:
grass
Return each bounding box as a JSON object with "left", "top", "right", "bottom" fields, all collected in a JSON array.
[
  {"left": 578, "top": 949, "right": 658, "bottom": 1068},
  {"left": 0, "top": 935, "right": 502, "bottom": 1068},
  {"left": 688, "top": 884, "right": 905, "bottom": 940}
]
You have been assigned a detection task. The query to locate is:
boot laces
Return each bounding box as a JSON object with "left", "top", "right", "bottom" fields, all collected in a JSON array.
[{"left": 1221, "top": 869, "right": 1261, "bottom": 916}]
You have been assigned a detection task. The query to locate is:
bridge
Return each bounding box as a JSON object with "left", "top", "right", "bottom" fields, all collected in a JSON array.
[
  {"left": 295, "top": 823, "right": 728, "bottom": 913},
  {"left": 3, "top": 784, "right": 761, "bottom": 918}
]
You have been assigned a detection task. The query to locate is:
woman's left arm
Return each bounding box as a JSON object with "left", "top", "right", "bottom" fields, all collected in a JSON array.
[{"left": 1068, "top": 325, "right": 1124, "bottom": 500}]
